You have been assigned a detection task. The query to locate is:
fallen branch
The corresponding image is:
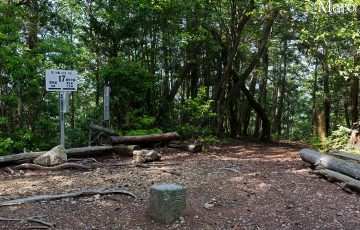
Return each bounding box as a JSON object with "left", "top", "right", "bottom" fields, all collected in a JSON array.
[
  {"left": 0, "top": 216, "right": 54, "bottom": 228},
  {"left": 13, "top": 163, "right": 91, "bottom": 171},
  {"left": 0, "top": 189, "right": 136, "bottom": 206}
]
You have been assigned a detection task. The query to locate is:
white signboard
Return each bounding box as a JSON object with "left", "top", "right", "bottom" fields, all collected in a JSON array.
[{"left": 46, "top": 69, "right": 77, "bottom": 91}]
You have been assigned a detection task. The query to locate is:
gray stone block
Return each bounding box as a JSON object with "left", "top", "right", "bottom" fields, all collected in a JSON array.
[{"left": 149, "top": 183, "right": 186, "bottom": 224}]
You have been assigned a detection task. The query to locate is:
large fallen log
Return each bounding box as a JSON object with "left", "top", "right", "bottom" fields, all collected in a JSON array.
[
  {"left": 105, "top": 132, "right": 180, "bottom": 145},
  {"left": 300, "top": 149, "right": 360, "bottom": 180},
  {"left": 313, "top": 169, "right": 360, "bottom": 192},
  {"left": 0, "top": 145, "right": 139, "bottom": 166},
  {"left": 328, "top": 150, "right": 360, "bottom": 163},
  {"left": 168, "top": 140, "right": 202, "bottom": 153}
]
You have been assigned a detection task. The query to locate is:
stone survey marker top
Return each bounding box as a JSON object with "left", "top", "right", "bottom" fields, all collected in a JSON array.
[
  {"left": 46, "top": 69, "right": 78, "bottom": 91},
  {"left": 149, "top": 183, "right": 186, "bottom": 224},
  {"left": 150, "top": 183, "right": 184, "bottom": 191}
]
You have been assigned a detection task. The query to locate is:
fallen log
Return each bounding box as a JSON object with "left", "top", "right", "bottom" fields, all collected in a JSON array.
[
  {"left": 328, "top": 150, "right": 360, "bottom": 163},
  {"left": 0, "top": 189, "right": 136, "bottom": 206},
  {"left": 313, "top": 169, "right": 360, "bottom": 192},
  {"left": 0, "top": 145, "right": 140, "bottom": 166},
  {"left": 106, "top": 132, "right": 180, "bottom": 145},
  {"left": 168, "top": 140, "right": 202, "bottom": 153},
  {"left": 300, "top": 149, "right": 360, "bottom": 180}
]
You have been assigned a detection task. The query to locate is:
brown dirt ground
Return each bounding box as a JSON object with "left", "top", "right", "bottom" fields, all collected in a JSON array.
[{"left": 1, "top": 140, "right": 360, "bottom": 230}]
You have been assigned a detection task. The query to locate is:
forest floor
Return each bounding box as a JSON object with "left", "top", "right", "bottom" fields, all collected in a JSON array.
[{"left": 1, "top": 140, "right": 360, "bottom": 230}]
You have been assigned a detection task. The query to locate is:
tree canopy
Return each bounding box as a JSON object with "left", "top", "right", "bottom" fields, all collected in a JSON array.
[{"left": 0, "top": 0, "right": 359, "bottom": 154}]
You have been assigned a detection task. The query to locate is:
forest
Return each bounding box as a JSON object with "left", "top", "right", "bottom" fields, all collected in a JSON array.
[{"left": 0, "top": 0, "right": 359, "bottom": 154}]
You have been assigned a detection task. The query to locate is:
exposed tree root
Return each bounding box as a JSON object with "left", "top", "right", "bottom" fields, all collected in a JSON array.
[
  {"left": 13, "top": 163, "right": 91, "bottom": 171},
  {"left": 0, "top": 189, "right": 137, "bottom": 206}
]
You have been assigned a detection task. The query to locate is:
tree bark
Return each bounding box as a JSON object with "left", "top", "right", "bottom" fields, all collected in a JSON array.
[
  {"left": 316, "top": 111, "right": 327, "bottom": 141},
  {"left": 241, "top": 75, "right": 257, "bottom": 136}
]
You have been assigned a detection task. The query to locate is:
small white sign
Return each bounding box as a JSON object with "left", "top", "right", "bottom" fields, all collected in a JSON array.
[{"left": 46, "top": 69, "right": 77, "bottom": 91}]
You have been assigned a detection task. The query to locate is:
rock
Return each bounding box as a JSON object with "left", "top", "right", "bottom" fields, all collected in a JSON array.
[
  {"left": 133, "top": 150, "right": 161, "bottom": 163},
  {"left": 149, "top": 183, "right": 186, "bottom": 224},
  {"left": 203, "top": 202, "right": 214, "bottom": 210},
  {"left": 33, "top": 145, "right": 67, "bottom": 166}
]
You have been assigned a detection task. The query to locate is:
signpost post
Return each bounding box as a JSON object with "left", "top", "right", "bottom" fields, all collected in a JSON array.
[
  {"left": 104, "top": 86, "right": 110, "bottom": 122},
  {"left": 46, "top": 69, "right": 78, "bottom": 148}
]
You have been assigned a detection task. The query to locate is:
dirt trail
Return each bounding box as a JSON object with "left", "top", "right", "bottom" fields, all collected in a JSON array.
[{"left": 1, "top": 140, "right": 359, "bottom": 229}]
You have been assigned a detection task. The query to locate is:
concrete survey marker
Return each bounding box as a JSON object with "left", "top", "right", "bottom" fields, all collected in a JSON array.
[{"left": 149, "top": 183, "right": 186, "bottom": 224}]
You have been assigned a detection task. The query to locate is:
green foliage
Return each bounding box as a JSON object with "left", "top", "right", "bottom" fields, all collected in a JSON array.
[
  {"left": 126, "top": 128, "right": 163, "bottom": 136},
  {"left": 197, "top": 135, "right": 217, "bottom": 144},
  {"left": 0, "top": 138, "right": 14, "bottom": 155},
  {"left": 174, "top": 87, "right": 216, "bottom": 139},
  {"left": 310, "top": 126, "right": 351, "bottom": 153},
  {"left": 327, "top": 127, "right": 350, "bottom": 150}
]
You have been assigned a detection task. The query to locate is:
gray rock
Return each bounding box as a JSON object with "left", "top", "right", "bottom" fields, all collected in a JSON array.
[
  {"left": 133, "top": 150, "right": 161, "bottom": 163},
  {"left": 33, "top": 145, "right": 67, "bottom": 166},
  {"left": 203, "top": 202, "right": 214, "bottom": 210},
  {"left": 149, "top": 183, "right": 186, "bottom": 224}
]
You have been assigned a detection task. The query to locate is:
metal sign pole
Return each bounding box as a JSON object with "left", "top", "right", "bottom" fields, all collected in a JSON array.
[
  {"left": 46, "top": 69, "right": 77, "bottom": 149},
  {"left": 59, "top": 91, "right": 65, "bottom": 147}
]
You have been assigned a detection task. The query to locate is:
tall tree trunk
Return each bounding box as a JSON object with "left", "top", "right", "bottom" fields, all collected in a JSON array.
[
  {"left": 255, "top": 48, "right": 268, "bottom": 136},
  {"left": 352, "top": 7, "right": 360, "bottom": 126},
  {"left": 323, "top": 58, "right": 331, "bottom": 136},
  {"left": 274, "top": 38, "right": 288, "bottom": 138},
  {"left": 312, "top": 61, "right": 318, "bottom": 135}
]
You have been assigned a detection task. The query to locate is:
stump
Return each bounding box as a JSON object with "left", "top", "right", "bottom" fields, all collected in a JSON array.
[{"left": 149, "top": 184, "right": 186, "bottom": 224}]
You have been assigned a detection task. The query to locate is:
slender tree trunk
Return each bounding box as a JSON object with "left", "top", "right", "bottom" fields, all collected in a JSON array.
[
  {"left": 255, "top": 48, "right": 268, "bottom": 136},
  {"left": 322, "top": 58, "right": 331, "bottom": 136},
  {"left": 312, "top": 61, "right": 318, "bottom": 135},
  {"left": 344, "top": 99, "right": 351, "bottom": 128},
  {"left": 274, "top": 38, "right": 288, "bottom": 138}
]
